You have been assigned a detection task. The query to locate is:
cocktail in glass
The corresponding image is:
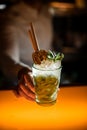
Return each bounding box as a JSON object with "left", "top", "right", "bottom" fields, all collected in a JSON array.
[{"left": 32, "top": 64, "right": 62, "bottom": 106}]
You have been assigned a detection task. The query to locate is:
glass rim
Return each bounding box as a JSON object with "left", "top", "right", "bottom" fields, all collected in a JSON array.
[{"left": 32, "top": 64, "right": 62, "bottom": 71}]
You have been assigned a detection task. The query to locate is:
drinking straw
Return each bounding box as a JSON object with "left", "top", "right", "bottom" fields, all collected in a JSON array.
[{"left": 28, "top": 23, "right": 40, "bottom": 51}]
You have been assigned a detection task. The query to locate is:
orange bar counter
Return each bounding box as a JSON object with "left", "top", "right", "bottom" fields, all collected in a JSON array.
[{"left": 0, "top": 85, "right": 87, "bottom": 130}]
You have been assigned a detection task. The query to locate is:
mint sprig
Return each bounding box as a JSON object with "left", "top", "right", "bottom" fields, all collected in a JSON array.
[{"left": 47, "top": 50, "right": 64, "bottom": 62}]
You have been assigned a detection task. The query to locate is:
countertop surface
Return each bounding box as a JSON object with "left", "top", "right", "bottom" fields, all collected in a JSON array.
[{"left": 0, "top": 85, "right": 87, "bottom": 130}]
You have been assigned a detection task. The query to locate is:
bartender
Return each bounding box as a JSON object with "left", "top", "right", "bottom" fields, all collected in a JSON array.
[{"left": 0, "top": 0, "right": 53, "bottom": 101}]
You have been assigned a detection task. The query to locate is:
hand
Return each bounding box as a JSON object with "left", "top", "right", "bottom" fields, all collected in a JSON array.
[{"left": 17, "top": 67, "right": 35, "bottom": 101}]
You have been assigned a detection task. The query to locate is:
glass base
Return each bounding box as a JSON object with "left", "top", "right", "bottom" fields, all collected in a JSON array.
[{"left": 36, "top": 100, "right": 56, "bottom": 107}]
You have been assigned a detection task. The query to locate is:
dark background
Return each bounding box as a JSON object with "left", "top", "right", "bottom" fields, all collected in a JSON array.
[{"left": 0, "top": 0, "right": 87, "bottom": 86}]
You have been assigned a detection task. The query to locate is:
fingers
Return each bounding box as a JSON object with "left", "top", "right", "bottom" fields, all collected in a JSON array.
[
  {"left": 18, "top": 74, "right": 35, "bottom": 101},
  {"left": 24, "top": 74, "right": 35, "bottom": 93},
  {"left": 18, "top": 67, "right": 32, "bottom": 80},
  {"left": 19, "top": 84, "right": 35, "bottom": 101}
]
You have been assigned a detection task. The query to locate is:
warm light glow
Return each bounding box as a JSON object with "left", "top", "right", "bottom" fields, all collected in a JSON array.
[
  {"left": 75, "top": 0, "right": 85, "bottom": 8},
  {"left": 0, "top": 86, "right": 87, "bottom": 129},
  {"left": 49, "top": 2, "right": 75, "bottom": 9}
]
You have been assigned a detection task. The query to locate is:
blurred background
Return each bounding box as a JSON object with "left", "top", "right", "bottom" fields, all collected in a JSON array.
[{"left": 0, "top": 0, "right": 87, "bottom": 86}]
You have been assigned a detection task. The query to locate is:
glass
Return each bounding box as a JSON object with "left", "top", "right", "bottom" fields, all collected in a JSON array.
[{"left": 32, "top": 65, "right": 62, "bottom": 106}]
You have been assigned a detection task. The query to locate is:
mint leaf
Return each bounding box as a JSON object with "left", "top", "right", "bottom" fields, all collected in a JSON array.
[{"left": 47, "top": 50, "right": 64, "bottom": 62}]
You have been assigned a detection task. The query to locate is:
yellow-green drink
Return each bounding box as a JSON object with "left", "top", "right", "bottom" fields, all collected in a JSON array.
[{"left": 32, "top": 65, "right": 62, "bottom": 106}]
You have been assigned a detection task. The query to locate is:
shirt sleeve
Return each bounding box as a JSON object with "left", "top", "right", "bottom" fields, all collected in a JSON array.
[{"left": 0, "top": 20, "right": 30, "bottom": 85}]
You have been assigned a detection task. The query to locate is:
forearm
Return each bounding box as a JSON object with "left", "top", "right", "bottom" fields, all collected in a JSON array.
[{"left": 0, "top": 53, "right": 31, "bottom": 85}]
